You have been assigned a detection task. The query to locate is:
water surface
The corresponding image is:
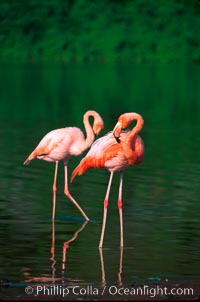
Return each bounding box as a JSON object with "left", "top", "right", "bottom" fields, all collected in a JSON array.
[{"left": 0, "top": 62, "right": 200, "bottom": 299}]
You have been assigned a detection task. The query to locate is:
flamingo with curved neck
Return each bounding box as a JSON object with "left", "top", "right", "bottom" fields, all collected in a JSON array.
[
  {"left": 71, "top": 112, "right": 144, "bottom": 247},
  {"left": 24, "top": 110, "right": 104, "bottom": 221}
]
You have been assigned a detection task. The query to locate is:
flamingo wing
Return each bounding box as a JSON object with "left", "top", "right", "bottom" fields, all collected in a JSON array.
[
  {"left": 71, "top": 132, "right": 128, "bottom": 181},
  {"left": 24, "top": 127, "right": 84, "bottom": 164}
]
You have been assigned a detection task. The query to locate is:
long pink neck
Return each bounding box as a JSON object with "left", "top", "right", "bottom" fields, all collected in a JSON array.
[
  {"left": 79, "top": 111, "right": 96, "bottom": 153},
  {"left": 126, "top": 113, "right": 144, "bottom": 144}
]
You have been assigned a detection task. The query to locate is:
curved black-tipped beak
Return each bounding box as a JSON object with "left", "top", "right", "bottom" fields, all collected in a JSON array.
[
  {"left": 114, "top": 132, "right": 121, "bottom": 143},
  {"left": 113, "top": 122, "right": 121, "bottom": 144},
  {"left": 94, "top": 127, "right": 102, "bottom": 139}
]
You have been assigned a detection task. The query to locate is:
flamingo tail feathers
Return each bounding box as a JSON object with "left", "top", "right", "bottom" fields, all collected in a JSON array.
[
  {"left": 70, "top": 159, "right": 91, "bottom": 183},
  {"left": 23, "top": 150, "right": 38, "bottom": 165}
]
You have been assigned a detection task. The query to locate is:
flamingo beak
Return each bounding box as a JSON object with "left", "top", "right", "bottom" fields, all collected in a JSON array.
[
  {"left": 93, "top": 122, "right": 104, "bottom": 137},
  {"left": 113, "top": 121, "right": 121, "bottom": 143},
  {"left": 94, "top": 127, "right": 101, "bottom": 137}
]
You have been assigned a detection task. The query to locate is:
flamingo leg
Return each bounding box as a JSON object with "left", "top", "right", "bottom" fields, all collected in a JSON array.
[
  {"left": 99, "top": 171, "right": 114, "bottom": 248},
  {"left": 52, "top": 161, "right": 59, "bottom": 220},
  {"left": 64, "top": 163, "right": 90, "bottom": 221},
  {"left": 118, "top": 171, "right": 124, "bottom": 247}
]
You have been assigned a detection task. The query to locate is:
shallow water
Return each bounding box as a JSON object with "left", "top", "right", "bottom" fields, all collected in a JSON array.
[{"left": 0, "top": 63, "right": 200, "bottom": 299}]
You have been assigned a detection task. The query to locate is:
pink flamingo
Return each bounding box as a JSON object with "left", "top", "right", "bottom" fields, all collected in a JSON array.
[
  {"left": 71, "top": 112, "right": 144, "bottom": 247},
  {"left": 24, "top": 110, "right": 104, "bottom": 221}
]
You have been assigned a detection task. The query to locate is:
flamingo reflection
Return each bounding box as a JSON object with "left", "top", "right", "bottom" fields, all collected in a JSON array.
[
  {"left": 23, "top": 206, "right": 88, "bottom": 283},
  {"left": 99, "top": 247, "right": 123, "bottom": 287},
  {"left": 51, "top": 216, "right": 88, "bottom": 283},
  {"left": 61, "top": 221, "right": 88, "bottom": 276}
]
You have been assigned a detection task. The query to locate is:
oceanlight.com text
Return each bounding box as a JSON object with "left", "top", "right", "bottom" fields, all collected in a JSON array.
[{"left": 25, "top": 284, "right": 194, "bottom": 298}]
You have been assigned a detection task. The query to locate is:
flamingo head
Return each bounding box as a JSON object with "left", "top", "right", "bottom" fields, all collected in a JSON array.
[
  {"left": 113, "top": 112, "right": 144, "bottom": 143},
  {"left": 93, "top": 117, "right": 104, "bottom": 136},
  {"left": 113, "top": 121, "right": 122, "bottom": 143}
]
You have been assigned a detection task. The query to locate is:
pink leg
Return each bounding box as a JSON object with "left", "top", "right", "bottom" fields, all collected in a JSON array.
[
  {"left": 64, "top": 163, "right": 89, "bottom": 221},
  {"left": 99, "top": 171, "right": 114, "bottom": 248},
  {"left": 118, "top": 171, "right": 124, "bottom": 247},
  {"left": 52, "top": 161, "right": 59, "bottom": 220},
  {"left": 53, "top": 161, "right": 59, "bottom": 192}
]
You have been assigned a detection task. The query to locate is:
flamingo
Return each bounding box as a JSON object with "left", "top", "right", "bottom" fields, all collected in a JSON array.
[
  {"left": 71, "top": 112, "right": 144, "bottom": 247},
  {"left": 24, "top": 110, "right": 104, "bottom": 221}
]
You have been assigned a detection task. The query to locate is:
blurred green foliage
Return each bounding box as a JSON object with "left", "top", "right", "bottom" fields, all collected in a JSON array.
[{"left": 0, "top": 0, "right": 199, "bottom": 62}]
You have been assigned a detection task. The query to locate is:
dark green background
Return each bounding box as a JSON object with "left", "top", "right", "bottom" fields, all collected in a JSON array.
[{"left": 0, "top": 0, "right": 199, "bottom": 63}]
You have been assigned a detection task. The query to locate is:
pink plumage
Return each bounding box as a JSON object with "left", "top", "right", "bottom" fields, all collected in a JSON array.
[
  {"left": 24, "top": 110, "right": 104, "bottom": 221},
  {"left": 71, "top": 112, "right": 144, "bottom": 247}
]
